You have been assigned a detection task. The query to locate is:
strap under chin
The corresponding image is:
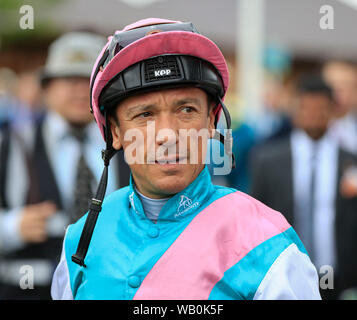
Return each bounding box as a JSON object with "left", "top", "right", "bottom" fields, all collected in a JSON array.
[{"left": 71, "top": 112, "right": 117, "bottom": 267}]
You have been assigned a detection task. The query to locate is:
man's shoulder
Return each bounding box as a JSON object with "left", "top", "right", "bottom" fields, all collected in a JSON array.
[
  {"left": 207, "top": 187, "right": 306, "bottom": 264},
  {"left": 235, "top": 190, "right": 290, "bottom": 229},
  {"left": 211, "top": 186, "right": 291, "bottom": 235},
  {"left": 339, "top": 146, "right": 357, "bottom": 163}
]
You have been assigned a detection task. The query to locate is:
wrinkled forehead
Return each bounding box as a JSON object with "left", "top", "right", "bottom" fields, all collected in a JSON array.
[{"left": 115, "top": 86, "right": 210, "bottom": 113}]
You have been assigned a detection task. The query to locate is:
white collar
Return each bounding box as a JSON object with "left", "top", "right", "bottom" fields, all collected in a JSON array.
[
  {"left": 292, "top": 128, "right": 335, "bottom": 148},
  {"left": 45, "top": 110, "right": 70, "bottom": 142},
  {"left": 44, "top": 110, "right": 99, "bottom": 144}
]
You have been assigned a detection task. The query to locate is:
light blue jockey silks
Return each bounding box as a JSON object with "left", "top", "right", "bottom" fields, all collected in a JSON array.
[{"left": 51, "top": 166, "right": 321, "bottom": 300}]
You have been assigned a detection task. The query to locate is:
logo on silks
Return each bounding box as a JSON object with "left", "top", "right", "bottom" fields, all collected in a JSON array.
[
  {"left": 129, "top": 191, "right": 138, "bottom": 214},
  {"left": 175, "top": 195, "right": 199, "bottom": 218}
]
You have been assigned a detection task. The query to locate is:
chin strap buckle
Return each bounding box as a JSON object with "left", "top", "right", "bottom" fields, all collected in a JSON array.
[
  {"left": 89, "top": 198, "right": 102, "bottom": 212},
  {"left": 71, "top": 254, "right": 86, "bottom": 267}
]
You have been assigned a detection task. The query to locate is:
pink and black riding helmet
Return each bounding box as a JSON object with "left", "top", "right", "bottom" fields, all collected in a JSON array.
[
  {"left": 72, "top": 18, "right": 233, "bottom": 267},
  {"left": 89, "top": 18, "right": 231, "bottom": 145}
]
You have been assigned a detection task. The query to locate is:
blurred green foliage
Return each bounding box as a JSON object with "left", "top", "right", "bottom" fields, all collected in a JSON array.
[{"left": 0, "top": 0, "right": 60, "bottom": 10}]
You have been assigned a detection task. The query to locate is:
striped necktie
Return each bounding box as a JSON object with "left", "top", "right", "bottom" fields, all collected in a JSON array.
[
  {"left": 305, "top": 144, "right": 318, "bottom": 263},
  {"left": 70, "top": 128, "right": 95, "bottom": 222}
]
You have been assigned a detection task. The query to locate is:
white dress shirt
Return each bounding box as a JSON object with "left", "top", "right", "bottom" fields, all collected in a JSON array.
[{"left": 291, "top": 129, "right": 338, "bottom": 271}]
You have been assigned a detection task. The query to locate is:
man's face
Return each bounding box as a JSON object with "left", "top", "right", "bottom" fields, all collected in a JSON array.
[
  {"left": 323, "top": 63, "right": 357, "bottom": 117},
  {"left": 43, "top": 77, "right": 92, "bottom": 127},
  {"left": 110, "top": 87, "right": 215, "bottom": 199},
  {"left": 293, "top": 93, "right": 333, "bottom": 140}
]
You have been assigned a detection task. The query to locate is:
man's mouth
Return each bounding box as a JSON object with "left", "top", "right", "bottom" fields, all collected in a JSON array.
[{"left": 155, "top": 155, "right": 187, "bottom": 164}]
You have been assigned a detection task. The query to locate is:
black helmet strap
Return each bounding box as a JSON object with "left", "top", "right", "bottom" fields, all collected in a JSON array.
[
  {"left": 71, "top": 112, "right": 116, "bottom": 267},
  {"left": 214, "top": 97, "right": 236, "bottom": 170}
]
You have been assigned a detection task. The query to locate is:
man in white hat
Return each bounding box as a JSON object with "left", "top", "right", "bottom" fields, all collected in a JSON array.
[{"left": 0, "top": 31, "right": 130, "bottom": 299}]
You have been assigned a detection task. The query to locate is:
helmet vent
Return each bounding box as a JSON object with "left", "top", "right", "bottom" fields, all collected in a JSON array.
[{"left": 144, "top": 56, "right": 181, "bottom": 82}]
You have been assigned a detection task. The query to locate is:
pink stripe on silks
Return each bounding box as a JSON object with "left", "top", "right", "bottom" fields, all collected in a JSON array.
[{"left": 133, "top": 191, "right": 291, "bottom": 300}]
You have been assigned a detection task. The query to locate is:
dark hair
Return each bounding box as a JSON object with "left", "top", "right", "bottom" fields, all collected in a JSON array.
[{"left": 297, "top": 73, "right": 333, "bottom": 100}]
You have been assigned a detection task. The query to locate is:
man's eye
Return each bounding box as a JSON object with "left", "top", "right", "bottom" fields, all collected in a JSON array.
[
  {"left": 137, "top": 112, "right": 152, "bottom": 118},
  {"left": 182, "top": 106, "right": 195, "bottom": 113}
]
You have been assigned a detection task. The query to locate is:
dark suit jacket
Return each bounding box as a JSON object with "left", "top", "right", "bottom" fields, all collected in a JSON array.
[{"left": 250, "top": 135, "right": 357, "bottom": 297}]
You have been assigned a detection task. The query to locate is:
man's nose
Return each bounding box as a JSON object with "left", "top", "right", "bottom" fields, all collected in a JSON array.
[
  {"left": 72, "top": 79, "right": 90, "bottom": 94},
  {"left": 155, "top": 114, "right": 179, "bottom": 146}
]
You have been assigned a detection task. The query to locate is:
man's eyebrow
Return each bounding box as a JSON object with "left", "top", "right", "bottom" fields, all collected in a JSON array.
[
  {"left": 173, "top": 98, "right": 202, "bottom": 107},
  {"left": 125, "top": 98, "right": 202, "bottom": 117},
  {"left": 125, "top": 104, "right": 156, "bottom": 117}
]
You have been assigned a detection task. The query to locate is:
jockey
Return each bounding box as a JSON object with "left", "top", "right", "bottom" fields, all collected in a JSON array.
[{"left": 51, "top": 18, "right": 321, "bottom": 300}]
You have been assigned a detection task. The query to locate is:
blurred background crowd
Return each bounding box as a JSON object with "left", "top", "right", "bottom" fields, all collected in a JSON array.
[{"left": 1, "top": 0, "right": 357, "bottom": 300}]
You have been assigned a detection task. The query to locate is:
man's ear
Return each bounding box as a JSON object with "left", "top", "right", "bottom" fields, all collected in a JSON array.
[{"left": 109, "top": 117, "right": 122, "bottom": 150}]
